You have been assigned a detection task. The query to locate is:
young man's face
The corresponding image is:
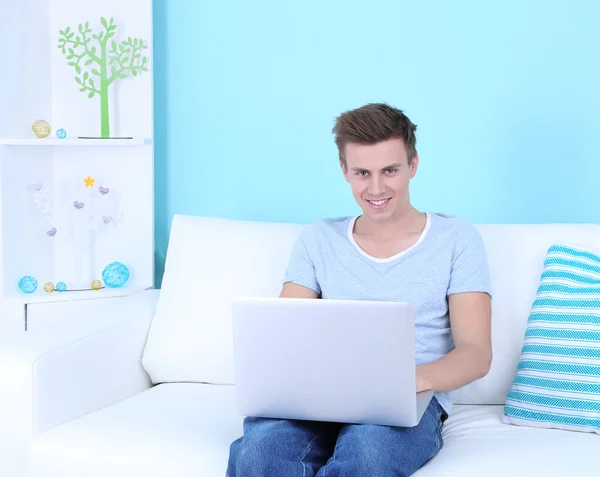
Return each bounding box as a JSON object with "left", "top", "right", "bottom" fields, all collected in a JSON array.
[{"left": 341, "top": 138, "right": 418, "bottom": 223}]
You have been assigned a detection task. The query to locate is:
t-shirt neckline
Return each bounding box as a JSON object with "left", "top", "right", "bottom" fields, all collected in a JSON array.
[{"left": 347, "top": 213, "right": 432, "bottom": 263}]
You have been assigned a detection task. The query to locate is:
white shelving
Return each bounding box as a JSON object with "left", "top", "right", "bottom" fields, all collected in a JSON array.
[
  {"left": 0, "top": 138, "right": 153, "bottom": 146},
  {"left": 19, "top": 284, "right": 146, "bottom": 304},
  {"left": 0, "top": 0, "right": 155, "bottom": 306},
  {"left": 15, "top": 285, "right": 141, "bottom": 305}
]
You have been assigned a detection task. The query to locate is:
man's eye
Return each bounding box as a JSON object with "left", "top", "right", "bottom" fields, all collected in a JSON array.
[
  {"left": 384, "top": 168, "right": 397, "bottom": 174},
  {"left": 355, "top": 171, "right": 368, "bottom": 177}
]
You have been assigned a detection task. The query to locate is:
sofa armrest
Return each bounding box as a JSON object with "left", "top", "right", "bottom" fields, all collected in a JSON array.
[{"left": 0, "top": 290, "right": 159, "bottom": 477}]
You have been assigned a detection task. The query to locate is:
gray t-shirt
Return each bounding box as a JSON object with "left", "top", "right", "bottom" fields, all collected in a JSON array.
[{"left": 283, "top": 212, "right": 492, "bottom": 415}]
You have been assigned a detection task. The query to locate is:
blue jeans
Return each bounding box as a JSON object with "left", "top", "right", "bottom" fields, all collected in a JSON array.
[{"left": 227, "top": 398, "right": 447, "bottom": 476}]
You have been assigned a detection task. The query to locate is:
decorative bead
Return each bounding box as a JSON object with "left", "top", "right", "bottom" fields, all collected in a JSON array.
[
  {"left": 56, "top": 128, "right": 67, "bottom": 139},
  {"left": 56, "top": 282, "right": 67, "bottom": 292},
  {"left": 32, "top": 120, "right": 51, "bottom": 138},
  {"left": 19, "top": 276, "right": 38, "bottom": 294},
  {"left": 102, "top": 262, "right": 129, "bottom": 288},
  {"left": 44, "top": 282, "right": 55, "bottom": 293},
  {"left": 91, "top": 279, "right": 103, "bottom": 290}
]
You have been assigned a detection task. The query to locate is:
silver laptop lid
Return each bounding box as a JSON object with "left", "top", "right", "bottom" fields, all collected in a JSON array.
[{"left": 232, "top": 297, "right": 422, "bottom": 426}]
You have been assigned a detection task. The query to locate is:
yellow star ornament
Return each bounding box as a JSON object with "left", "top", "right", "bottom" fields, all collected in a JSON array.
[{"left": 84, "top": 176, "right": 95, "bottom": 187}]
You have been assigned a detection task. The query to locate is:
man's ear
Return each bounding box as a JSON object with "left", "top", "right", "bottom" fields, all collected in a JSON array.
[
  {"left": 409, "top": 154, "right": 419, "bottom": 179},
  {"left": 340, "top": 159, "right": 350, "bottom": 182}
]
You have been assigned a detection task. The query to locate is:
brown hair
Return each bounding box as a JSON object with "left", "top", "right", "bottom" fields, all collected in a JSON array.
[{"left": 332, "top": 103, "right": 418, "bottom": 168}]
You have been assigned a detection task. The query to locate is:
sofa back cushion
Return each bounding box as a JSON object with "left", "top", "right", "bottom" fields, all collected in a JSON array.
[
  {"left": 141, "top": 215, "right": 306, "bottom": 385},
  {"left": 142, "top": 214, "right": 600, "bottom": 405},
  {"left": 452, "top": 223, "right": 600, "bottom": 405}
]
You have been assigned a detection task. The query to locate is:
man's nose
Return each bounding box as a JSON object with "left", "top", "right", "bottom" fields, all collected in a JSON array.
[{"left": 369, "top": 175, "right": 385, "bottom": 196}]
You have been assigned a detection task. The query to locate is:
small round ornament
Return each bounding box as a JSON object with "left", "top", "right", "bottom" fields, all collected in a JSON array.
[
  {"left": 19, "top": 276, "right": 38, "bottom": 294},
  {"left": 32, "top": 120, "right": 51, "bottom": 138},
  {"left": 102, "top": 262, "right": 130, "bottom": 288},
  {"left": 44, "top": 282, "right": 55, "bottom": 293},
  {"left": 56, "top": 282, "right": 67, "bottom": 292},
  {"left": 56, "top": 128, "right": 67, "bottom": 139},
  {"left": 91, "top": 279, "right": 103, "bottom": 290}
]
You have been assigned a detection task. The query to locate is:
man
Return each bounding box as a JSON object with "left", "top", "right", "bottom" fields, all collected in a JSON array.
[{"left": 227, "top": 103, "right": 492, "bottom": 476}]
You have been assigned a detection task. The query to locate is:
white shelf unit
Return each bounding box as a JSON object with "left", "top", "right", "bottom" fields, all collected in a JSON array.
[
  {"left": 16, "top": 285, "right": 147, "bottom": 305},
  {"left": 0, "top": 0, "right": 155, "bottom": 311},
  {"left": 0, "top": 138, "right": 153, "bottom": 146}
]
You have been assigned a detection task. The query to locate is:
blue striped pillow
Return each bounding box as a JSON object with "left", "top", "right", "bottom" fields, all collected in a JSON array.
[{"left": 502, "top": 242, "right": 600, "bottom": 434}]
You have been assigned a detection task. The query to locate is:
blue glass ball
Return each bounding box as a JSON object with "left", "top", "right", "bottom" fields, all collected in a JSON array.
[
  {"left": 19, "top": 276, "right": 38, "bottom": 294},
  {"left": 102, "top": 262, "right": 130, "bottom": 288},
  {"left": 56, "top": 128, "right": 67, "bottom": 139},
  {"left": 56, "top": 282, "right": 67, "bottom": 292}
]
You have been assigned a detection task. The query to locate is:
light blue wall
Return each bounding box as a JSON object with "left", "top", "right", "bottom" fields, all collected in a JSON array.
[{"left": 153, "top": 0, "right": 599, "bottom": 285}]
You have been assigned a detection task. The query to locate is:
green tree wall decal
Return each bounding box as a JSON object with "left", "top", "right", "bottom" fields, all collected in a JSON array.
[{"left": 57, "top": 17, "right": 149, "bottom": 138}]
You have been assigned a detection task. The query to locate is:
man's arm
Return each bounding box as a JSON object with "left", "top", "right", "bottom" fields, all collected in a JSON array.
[
  {"left": 416, "top": 291, "right": 492, "bottom": 393},
  {"left": 280, "top": 282, "right": 319, "bottom": 299},
  {"left": 280, "top": 226, "right": 321, "bottom": 299}
]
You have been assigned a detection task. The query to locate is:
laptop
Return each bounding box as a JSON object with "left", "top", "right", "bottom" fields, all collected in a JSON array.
[{"left": 231, "top": 296, "right": 433, "bottom": 427}]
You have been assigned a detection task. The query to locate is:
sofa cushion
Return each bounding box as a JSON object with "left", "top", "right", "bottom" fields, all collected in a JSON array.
[
  {"left": 142, "top": 215, "right": 306, "bottom": 385},
  {"left": 452, "top": 224, "right": 600, "bottom": 405},
  {"left": 417, "top": 405, "right": 596, "bottom": 476},
  {"left": 142, "top": 214, "right": 600, "bottom": 402},
  {"left": 501, "top": 242, "right": 600, "bottom": 434},
  {"left": 25, "top": 383, "right": 243, "bottom": 477},
  {"left": 25, "top": 384, "right": 596, "bottom": 477}
]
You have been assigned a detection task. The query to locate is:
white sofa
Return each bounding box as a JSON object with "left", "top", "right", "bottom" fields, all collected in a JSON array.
[{"left": 1, "top": 214, "right": 599, "bottom": 477}]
